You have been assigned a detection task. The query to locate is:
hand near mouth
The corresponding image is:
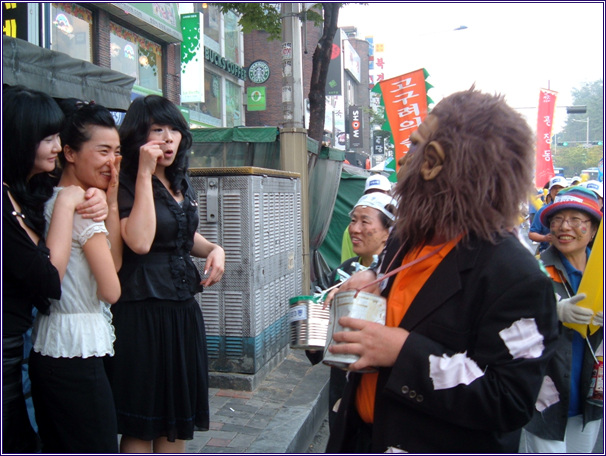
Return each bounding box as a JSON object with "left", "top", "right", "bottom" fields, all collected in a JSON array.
[
  {"left": 106, "top": 156, "right": 122, "bottom": 206},
  {"left": 139, "top": 140, "right": 165, "bottom": 176}
]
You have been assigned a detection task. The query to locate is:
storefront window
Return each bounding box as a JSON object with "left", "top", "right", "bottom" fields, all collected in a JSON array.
[
  {"left": 202, "top": 70, "right": 222, "bottom": 122},
  {"left": 110, "top": 23, "right": 162, "bottom": 93},
  {"left": 225, "top": 80, "right": 242, "bottom": 127},
  {"left": 199, "top": 4, "right": 220, "bottom": 51},
  {"left": 184, "top": 5, "right": 243, "bottom": 127},
  {"left": 224, "top": 12, "right": 240, "bottom": 65},
  {"left": 51, "top": 3, "right": 92, "bottom": 62}
]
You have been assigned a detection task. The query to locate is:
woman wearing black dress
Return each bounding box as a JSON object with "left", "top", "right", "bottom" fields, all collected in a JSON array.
[
  {"left": 2, "top": 86, "right": 108, "bottom": 453},
  {"left": 106, "top": 95, "right": 225, "bottom": 453}
]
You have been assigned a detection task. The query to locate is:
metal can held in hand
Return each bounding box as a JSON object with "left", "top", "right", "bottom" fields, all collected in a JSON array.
[{"left": 322, "top": 290, "right": 386, "bottom": 373}]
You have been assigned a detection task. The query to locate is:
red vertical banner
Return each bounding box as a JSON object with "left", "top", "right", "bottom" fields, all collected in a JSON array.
[
  {"left": 535, "top": 89, "right": 558, "bottom": 189},
  {"left": 378, "top": 69, "right": 429, "bottom": 168}
]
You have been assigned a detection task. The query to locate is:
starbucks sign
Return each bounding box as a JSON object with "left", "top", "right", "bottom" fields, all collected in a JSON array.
[
  {"left": 248, "top": 60, "right": 270, "bottom": 84},
  {"left": 204, "top": 46, "right": 246, "bottom": 80}
]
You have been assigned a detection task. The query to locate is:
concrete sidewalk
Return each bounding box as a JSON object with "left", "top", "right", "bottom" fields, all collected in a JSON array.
[{"left": 186, "top": 349, "right": 330, "bottom": 453}]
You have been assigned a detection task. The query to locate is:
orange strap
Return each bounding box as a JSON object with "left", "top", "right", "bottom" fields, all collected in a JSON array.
[{"left": 355, "top": 238, "right": 460, "bottom": 423}]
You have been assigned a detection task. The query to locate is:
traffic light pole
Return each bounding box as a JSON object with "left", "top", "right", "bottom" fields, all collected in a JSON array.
[{"left": 571, "top": 117, "right": 590, "bottom": 146}]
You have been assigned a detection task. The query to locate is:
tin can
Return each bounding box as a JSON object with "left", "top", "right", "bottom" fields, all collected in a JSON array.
[
  {"left": 288, "top": 296, "right": 330, "bottom": 350},
  {"left": 322, "top": 290, "right": 386, "bottom": 373},
  {"left": 587, "top": 356, "right": 603, "bottom": 406}
]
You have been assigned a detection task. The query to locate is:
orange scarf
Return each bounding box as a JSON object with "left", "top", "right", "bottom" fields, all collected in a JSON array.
[{"left": 355, "top": 238, "right": 460, "bottom": 423}]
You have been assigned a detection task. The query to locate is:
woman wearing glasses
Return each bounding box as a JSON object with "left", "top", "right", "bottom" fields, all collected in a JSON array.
[{"left": 521, "top": 186, "right": 603, "bottom": 453}]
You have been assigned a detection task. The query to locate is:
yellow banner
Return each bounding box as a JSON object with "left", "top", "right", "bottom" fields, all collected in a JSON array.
[{"left": 565, "top": 220, "right": 604, "bottom": 337}]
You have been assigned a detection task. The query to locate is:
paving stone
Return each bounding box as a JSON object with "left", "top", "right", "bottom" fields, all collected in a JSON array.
[{"left": 187, "top": 349, "right": 329, "bottom": 453}]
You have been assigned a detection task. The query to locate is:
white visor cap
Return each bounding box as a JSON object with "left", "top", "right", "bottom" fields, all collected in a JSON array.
[{"left": 350, "top": 192, "right": 398, "bottom": 221}]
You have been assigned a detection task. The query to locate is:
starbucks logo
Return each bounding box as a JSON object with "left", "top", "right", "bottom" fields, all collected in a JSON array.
[{"left": 248, "top": 60, "right": 270, "bottom": 84}]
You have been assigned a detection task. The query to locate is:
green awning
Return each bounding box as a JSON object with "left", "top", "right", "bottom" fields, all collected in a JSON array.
[
  {"left": 317, "top": 166, "right": 368, "bottom": 270},
  {"left": 307, "top": 136, "right": 321, "bottom": 155},
  {"left": 318, "top": 146, "right": 346, "bottom": 162},
  {"left": 191, "top": 127, "right": 279, "bottom": 143}
]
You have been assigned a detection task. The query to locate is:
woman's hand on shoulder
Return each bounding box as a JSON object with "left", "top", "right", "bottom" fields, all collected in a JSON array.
[
  {"left": 76, "top": 187, "right": 108, "bottom": 222},
  {"left": 201, "top": 245, "right": 225, "bottom": 287},
  {"left": 58, "top": 185, "right": 86, "bottom": 211}
]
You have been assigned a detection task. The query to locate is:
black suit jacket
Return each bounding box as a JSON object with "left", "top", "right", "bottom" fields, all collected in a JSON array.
[{"left": 327, "top": 234, "right": 559, "bottom": 453}]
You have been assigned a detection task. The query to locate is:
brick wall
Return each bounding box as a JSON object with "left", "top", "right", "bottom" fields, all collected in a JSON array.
[
  {"left": 93, "top": 9, "right": 110, "bottom": 68},
  {"left": 164, "top": 43, "right": 181, "bottom": 106},
  {"left": 244, "top": 22, "right": 322, "bottom": 127}
]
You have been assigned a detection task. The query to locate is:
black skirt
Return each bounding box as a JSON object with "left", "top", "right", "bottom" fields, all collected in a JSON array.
[
  {"left": 106, "top": 297, "right": 210, "bottom": 441},
  {"left": 2, "top": 335, "right": 40, "bottom": 453},
  {"left": 29, "top": 351, "right": 118, "bottom": 453}
]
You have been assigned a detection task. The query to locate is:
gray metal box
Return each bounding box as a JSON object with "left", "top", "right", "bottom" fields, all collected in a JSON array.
[{"left": 189, "top": 168, "right": 302, "bottom": 374}]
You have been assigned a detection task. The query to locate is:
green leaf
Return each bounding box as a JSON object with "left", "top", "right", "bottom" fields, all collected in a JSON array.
[{"left": 212, "top": 3, "right": 283, "bottom": 40}]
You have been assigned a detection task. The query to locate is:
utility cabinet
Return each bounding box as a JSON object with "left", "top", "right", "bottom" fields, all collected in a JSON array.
[{"left": 189, "top": 168, "right": 302, "bottom": 377}]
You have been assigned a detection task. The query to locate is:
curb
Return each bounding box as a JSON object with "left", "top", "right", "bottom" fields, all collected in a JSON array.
[{"left": 247, "top": 354, "right": 329, "bottom": 453}]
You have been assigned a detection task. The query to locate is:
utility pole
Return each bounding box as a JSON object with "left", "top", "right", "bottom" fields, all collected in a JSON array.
[
  {"left": 281, "top": 3, "right": 305, "bottom": 128},
  {"left": 280, "top": 2, "right": 310, "bottom": 293}
]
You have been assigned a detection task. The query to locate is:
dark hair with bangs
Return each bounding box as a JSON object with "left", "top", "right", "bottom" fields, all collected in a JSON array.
[
  {"left": 55, "top": 99, "right": 118, "bottom": 168},
  {"left": 119, "top": 95, "right": 192, "bottom": 194},
  {"left": 2, "top": 85, "right": 65, "bottom": 234}
]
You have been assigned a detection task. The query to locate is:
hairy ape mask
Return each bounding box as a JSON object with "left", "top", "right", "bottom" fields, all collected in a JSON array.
[{"left": 393, "top": 88, "right": 535, "bottom": 250}]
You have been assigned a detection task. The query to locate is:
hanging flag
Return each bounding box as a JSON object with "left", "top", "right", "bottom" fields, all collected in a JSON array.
[
  {"left": 372, "top": 68, "right": 433, "bottom": 181},
  {"left": 180, "top": 13, "right": 205, "bottom": 103},
  {"left": 325, "top": 29, "right": 344, "bottom": 96},
  {"left": 535, "top": 89, "right": 558, "bottom": 189},
  {"left": 348, "top": 105, "right": 363, "bottom": 149}
]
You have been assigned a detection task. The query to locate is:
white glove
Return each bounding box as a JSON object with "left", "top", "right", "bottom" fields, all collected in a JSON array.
[
  {"left": 592, "top": 311, "right": 603, "bottom": 327},
  {"left": 556, "top": 293, "right": 593, "bottom": 324}
]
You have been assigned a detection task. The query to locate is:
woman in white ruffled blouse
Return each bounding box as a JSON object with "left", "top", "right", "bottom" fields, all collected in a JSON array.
[{"left": 29, "top": 101, "right": 122, "bottom": 453}]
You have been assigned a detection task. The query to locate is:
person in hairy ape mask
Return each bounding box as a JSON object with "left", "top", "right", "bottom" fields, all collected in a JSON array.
[{"left": 324, "top": 88, "right": 559, "bottom": 454}]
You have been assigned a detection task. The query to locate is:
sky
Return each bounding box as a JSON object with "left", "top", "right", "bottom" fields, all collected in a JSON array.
[{"left": 338, "top": 2, "right": 604, "bottom": 134}]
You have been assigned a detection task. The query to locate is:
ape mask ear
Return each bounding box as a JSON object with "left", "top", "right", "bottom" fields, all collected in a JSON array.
[{"left": 420, "top": 141, "right": 445, "bottom": 181}]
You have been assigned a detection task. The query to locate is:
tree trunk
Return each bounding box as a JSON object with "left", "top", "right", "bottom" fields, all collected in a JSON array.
[{"left": 307, "top": 3, "right": 340, "bottom": 143}]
